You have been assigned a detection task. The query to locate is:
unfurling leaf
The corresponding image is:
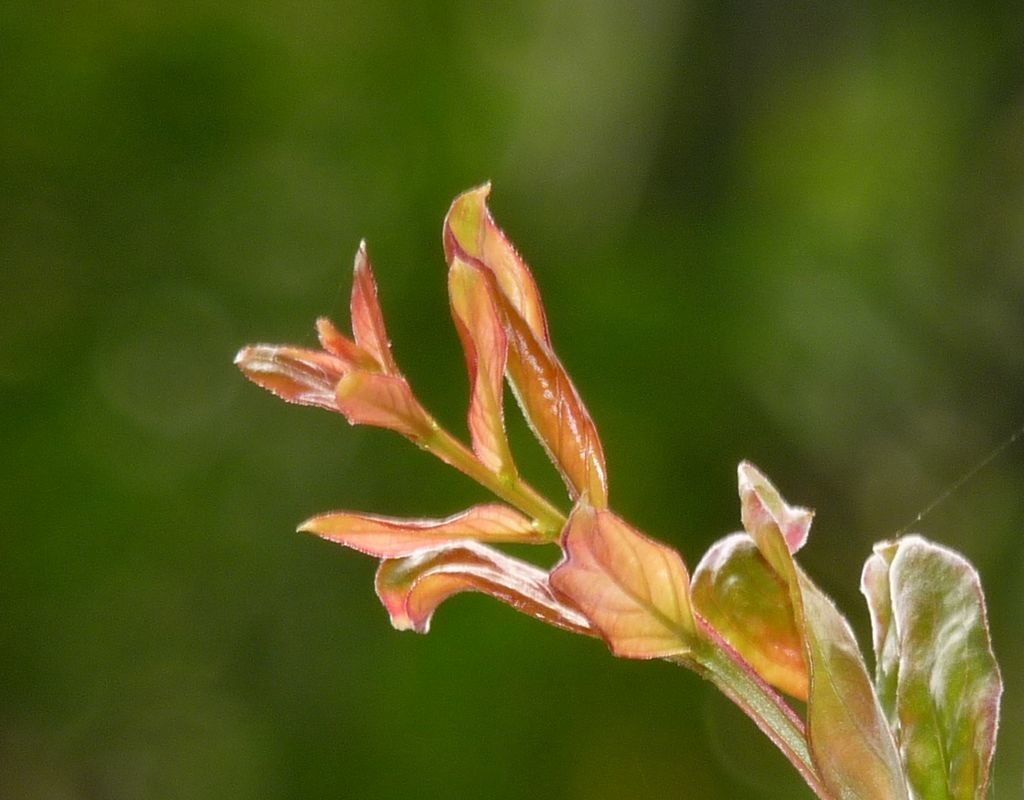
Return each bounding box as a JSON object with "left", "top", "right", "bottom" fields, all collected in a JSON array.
[
  {"left": 299, "top": 503, "right": 545, "bottom": 557},
  {"left": 860, "top": 544, "right": 900, "bottom": 732},
  {"left": 234, "top": 345, "right": 347, "bottom": 411},
  {"left": 443, "top": 186, "right": 608, "bottom": 507},
  {"left": 738, "top": 462, "right": 813, "bottom": 554},
  {"left": 316, "top": 316, "right": 379, "bottom": 371},
  {"left": 448, "top": 256, "right": 514, "bottom": 475},
  {"left": 691, "top": 532, "right": 808, "bottom": 700},
  {"left": 236, "top": 240, "right": 424, "bottom": 438},
  {"left": 550, "top": 503, "right": 696, "bottom": 658},
  {"left": 861, "top": 536, "right": 1002, "bottom": 800},
  {"left": 738, "top": 462, "right": 909, "bottom": 800},
  {"left": 350, "top": 241, "right": 399, "bottom": 375},
  {"left": 375, "top": 541, "right": 595, "bottom": 636}
]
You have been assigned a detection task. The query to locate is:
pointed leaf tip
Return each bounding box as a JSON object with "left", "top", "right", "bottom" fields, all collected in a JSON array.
[
  {"left": 315, "top": 316, "right": 378, "bottom": 371},
  {"left": 350, "top": 241, "right": 399, "bottom": 374}
]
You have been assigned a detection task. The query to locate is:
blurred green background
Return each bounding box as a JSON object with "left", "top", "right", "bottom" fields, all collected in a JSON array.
[{"left": 3, "top": 3, "right": 1023, "bottom": 798}]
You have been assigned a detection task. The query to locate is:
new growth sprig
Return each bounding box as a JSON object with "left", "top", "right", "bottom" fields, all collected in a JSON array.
[{"left": 236, "top": 184, "right": 1002, "bottom": 799}]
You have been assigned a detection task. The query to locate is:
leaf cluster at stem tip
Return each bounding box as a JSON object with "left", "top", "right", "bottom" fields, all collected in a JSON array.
[{"left": 236, "top": 183, "right": 1002, "bottom": 800}]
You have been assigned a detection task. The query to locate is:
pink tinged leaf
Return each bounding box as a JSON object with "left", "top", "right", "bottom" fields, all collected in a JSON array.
[
  {"left": 374, "top": 541, "right": 595, "bottom": 636},
  {"left": 350, "top": 241, "right": 399, "bottom": 375},
  {"left": 443, "top": 183, "right": 549, "bottom": 344},
  {"left": 448, "top": 256, "right": 514, "bottom": 475},
  {"left": 443, "top": 186, "right": 607, "bottom": 505},
  {"left": 861, "top": 536, "right": 1002, "bottom": 800},
  {"left": 737, "top": 461, "right": 909, "bottom": 800},
  {"left": 234, "top": 344, "right": 346, "bottom": 412},
  {"left": 315, "top": 316, "right": 378, "bottom": 371},
  {"left": 550, "top": 504, "right": 696, "bottom": 659},
  {"left": 334, "top": 371, "right": 433, "bottom": 440},
  {"left": 737, "top": 462, "right": 813, "bottom": 554},
  {"left": 500, "top": 293, "right": 608, "bottom": 507},
  {"left": 299, "top": 503, "right": 545, "bottom": 558},
  {"left": 691, "top": 532, "right": 809, "bottom": 700}
]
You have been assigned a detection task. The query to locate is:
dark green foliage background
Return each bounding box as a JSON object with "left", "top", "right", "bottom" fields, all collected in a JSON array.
[{"left": 3, "top": 4, "right": 1022, "bottom": 798}]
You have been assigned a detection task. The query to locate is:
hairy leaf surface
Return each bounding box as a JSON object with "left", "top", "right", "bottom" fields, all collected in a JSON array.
[
  {"left": 234, "top": 344, "right": 346, "bottom": 411},
  {"left": 499, "top": 295, "right": 608, "bottom": 505}
]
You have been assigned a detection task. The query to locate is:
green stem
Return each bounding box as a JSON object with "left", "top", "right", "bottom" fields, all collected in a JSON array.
[
  {"left": 421, "top": 423, "right": 566, "bottom": 536},
  {"left": 678, "top": 636, "right": 831, "bottom": 799}
]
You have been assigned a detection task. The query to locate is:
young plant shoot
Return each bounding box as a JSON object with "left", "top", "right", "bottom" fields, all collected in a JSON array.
[{"left": 236, "top": 185, "right": 1002, "bottom": 799}]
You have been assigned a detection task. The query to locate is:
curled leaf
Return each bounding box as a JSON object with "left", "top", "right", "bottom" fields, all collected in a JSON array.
[
  {"left": 375, "top": 541, "right": 595, "bottom": 636},
  {"left": 443, "top": 183, "right": 549, "bottom": 343},
  {"left": 738, "top": 462, "right": 813, "bottom": 554},
  {"left": 299, "top": 503, "right": 544, "bottom": 557},
  {"left": 738, "top": 462, "right": 908, "bottom": 800},
  {"left": 234, "top": 344, "right": 346, "bottom": 411},
  {"left": 861, "top": 536, "right": 1001, "bottom": 800},
  {"left": 443, "top": 186, "right": 608, "bottom": 507},
  {"left": 448, "top": 255, "right": 514, "bottom": 475},
  {"left": 550, "top": 503, "right": 696, "bottom": 658},
  {"left": 691, "top": 532, "right": 808, "bottom": 700},
  {"left": 860, "top": 545, "right": 900, "bottom": 732}
]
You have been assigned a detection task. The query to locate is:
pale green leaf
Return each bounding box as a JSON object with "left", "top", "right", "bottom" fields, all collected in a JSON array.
[{"left": 861, "top": 536, "right": 1001, "bottom": 800}]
